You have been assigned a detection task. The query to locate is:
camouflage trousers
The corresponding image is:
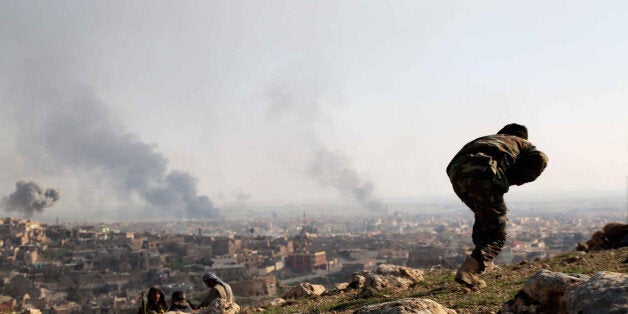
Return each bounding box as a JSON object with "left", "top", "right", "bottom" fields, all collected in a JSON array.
[{"left": 447, "top": 153, "right": 508, "bottom": 269}]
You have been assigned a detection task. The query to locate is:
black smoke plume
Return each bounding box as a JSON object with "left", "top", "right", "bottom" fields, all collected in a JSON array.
[
  {"left": 144, "top": 171, "right": 219, "bottom": 218},
  {"left": 308, "top": 148, "right": 383, "bottom": 211},
  {"left": 36, "top": 95, "right": 222, "bottom": 219},
  {"left": 0, "top": 7, "right": 220, "bottom": 220},
  {"left": 3, "top": 70, "right": 220, "bottom": 220},
  {"left": 263, "top": 75, "right": 383, "bottom": 211},
  {"left": 2, "top": 180, "right": 61, "bottom": 217}
]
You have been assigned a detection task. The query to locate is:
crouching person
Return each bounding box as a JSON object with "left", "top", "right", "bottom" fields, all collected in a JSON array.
[
  {"left": 197, "top": 272, "right": 239, "bottom": 314},
  {"left": 446, "top": 123, "right": 548, "bottom": 290}
]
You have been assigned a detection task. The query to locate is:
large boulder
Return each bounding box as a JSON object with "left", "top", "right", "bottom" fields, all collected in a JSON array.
[
  {"left": 322, "top": 282, "right": 350, "bottom": 296},
  {"left": 501, "top": 270, "right": 627, "bottom": 314},
  {"left": 282, "top": 283, "right": 326, "bottom": 299},
  {"left": 349, "top": 264, "right": 424, "bottom": 292},
  {"left": 354, "top": 298, "right": 456, "bottom": 314},
  {"left": 561, "top": 271, "right": 628, "bottom": 314}
]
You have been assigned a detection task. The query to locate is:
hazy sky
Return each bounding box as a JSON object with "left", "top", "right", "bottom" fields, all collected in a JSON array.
[{"left": 1, "top": 1, "right": 626, "bottom": 219}]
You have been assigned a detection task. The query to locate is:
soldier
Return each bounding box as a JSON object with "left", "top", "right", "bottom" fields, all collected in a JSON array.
[
  {"left": 446, "top": 123, "right": 548, "bottom": 290},
  {"left": 197, "top": 272, "right": 239, "bottom": 313},
  {"left": 138, "top": 286, "right": 168, "bottom": 314},
  {"left": 167, "top": 290, "right": 194, "bottom": 313}
]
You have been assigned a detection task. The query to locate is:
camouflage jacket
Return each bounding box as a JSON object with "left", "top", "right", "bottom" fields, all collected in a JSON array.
[{"left": 446, "top": 134, "right": 547, "bottom": 192}]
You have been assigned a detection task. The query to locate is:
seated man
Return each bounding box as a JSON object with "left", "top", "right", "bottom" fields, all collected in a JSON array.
[
  {"left": 198, "top": 272, "right": 239, "bottom": 314},
  {"left": 167, "top": 290, "right": 193, "bottom": 313},
  {"left": 139, "top": 286, "right": 168, "bottom": 314},
  {"left": 199, "top": 272, "right": 234, "bottom": 307}
]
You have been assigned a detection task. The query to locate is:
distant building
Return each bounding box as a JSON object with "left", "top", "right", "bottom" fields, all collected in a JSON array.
[
  {"left": 211, "top": 236, "right": 241, "bottom": 256},
  {"left": 407, "top": 246, "right": 446, "bottom": 268},
  {"left": 286, "top": 251, "right": 327, "bottom": 273}
]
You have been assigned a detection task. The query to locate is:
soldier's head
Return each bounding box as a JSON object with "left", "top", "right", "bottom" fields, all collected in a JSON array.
[
  {"left": 171, "top": 290, "right": 186, "bottom": 302},
  {"left": 147, "top": 286, "right": 165, "bottom": 306},
  {"left": 202, "top": 272, "right": 219, "bottom": 287},
  {"left": 511, "top": 150, "right": 548, "bottom": 185},
  {"left": 497, "top": 123, "right": 528, "bottom": 140}
]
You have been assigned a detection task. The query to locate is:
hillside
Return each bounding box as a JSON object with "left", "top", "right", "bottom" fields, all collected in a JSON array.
[{"left": 257, "top": 247, "right": 628, "bottom": 313}]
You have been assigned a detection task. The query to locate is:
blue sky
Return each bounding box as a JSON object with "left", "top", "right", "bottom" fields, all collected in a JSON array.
[{"left": 1, "top": 1, "right": 626, "bottom": 219}]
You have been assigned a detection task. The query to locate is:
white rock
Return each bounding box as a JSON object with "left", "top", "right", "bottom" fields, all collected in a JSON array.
[
  {"left": 282, "top": 283, "right": 325, "bottom": 299},
  {"left": 354, "top": 298, "right": 456, "bottom": 314},
  {"left": 502, "top": 269, "right": 627, "bottom": 314},
  {"left": 562, "top": 271, "right": 628, "bottom": 314}
]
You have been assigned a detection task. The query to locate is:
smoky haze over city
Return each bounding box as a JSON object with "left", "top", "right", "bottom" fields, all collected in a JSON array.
[
  {"left": 1, "top": 3, "right": 628, "bottom": 314},
  {"left": 1, "top": 1, "right": 627, "bottom": 222}
]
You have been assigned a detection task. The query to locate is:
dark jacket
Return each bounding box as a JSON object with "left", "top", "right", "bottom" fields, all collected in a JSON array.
[
  {"left": 168, "top": 300, "right": 193, "bottom": 313},
  {"left": 447, "top": 134, "right": 547, "bottom": 191}
]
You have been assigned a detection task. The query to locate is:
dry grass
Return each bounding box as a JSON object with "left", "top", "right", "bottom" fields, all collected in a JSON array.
[{"left": 253, "top": 247, "right": 628, "bottom": 314}]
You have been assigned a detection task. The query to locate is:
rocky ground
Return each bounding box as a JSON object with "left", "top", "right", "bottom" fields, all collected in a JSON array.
[{"left": 248, "top": 246, "right": 627, "bottom": 313}]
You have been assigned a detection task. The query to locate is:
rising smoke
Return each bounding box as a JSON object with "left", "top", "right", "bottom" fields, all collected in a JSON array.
[
  {"left": 263, "top": 75, "right": 384, "bottom": 211},
  {"left": 2, "top": 58, "right": 221, "bottom": 220},
  {"left": 35, "top": 95, "right": 222, "bottom": 219},
  {"left": 308, "top": 148, "right": 383, "bottom": 211},
  {"left": 144, "top": 171, "right": 219, "bottom": 218},
  {"left": 1, "top": 180, "right": 61, "bottom": 218},
  {"left": 0, "top": 4, "right": 224, "bottom": 219}
]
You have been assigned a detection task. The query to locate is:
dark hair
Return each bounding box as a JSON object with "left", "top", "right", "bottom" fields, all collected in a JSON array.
[
  {"left": 171, "top": 290, "right": 186, "bottom": 302},
  {"left": 147, "top": 286, "right": 168, "bottom": 309},
  {"left": 147, "top": 286, "right": 163, "bottom": 299},
  {"left": 497, "top": 123, "right": 528, "bottom": 139}
]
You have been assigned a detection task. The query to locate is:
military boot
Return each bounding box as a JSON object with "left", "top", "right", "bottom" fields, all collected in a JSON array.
[
  {"left": 485, "top": 259, "right": 493, "bottom": 269},
  {"left": 455, "top": 256, "right": 487, "bottom": 290},
  {"left": 481, "top": 260, "right": 499, "bottom": 274}
]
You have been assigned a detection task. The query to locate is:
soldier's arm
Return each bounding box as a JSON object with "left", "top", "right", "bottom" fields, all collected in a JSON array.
[
  {"left": 511, "top": 144, "right": 548, "bottom": 186},
  {"left": 199, "top": 289, "right": 219, "bottom": 308}
]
